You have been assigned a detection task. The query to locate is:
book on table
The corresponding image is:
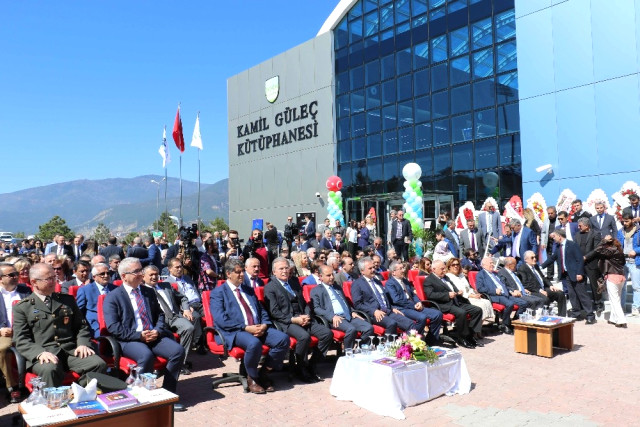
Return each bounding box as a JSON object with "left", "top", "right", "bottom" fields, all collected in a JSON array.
[
  {"left": 536, "top": 316, "right": 563, "bottom": 324},
  {"left": 97, "top": 390, "right": 139, "bottom": 411},
  {"left": 68, "top": 400, "right": 106, "bottom": 418},
  {"left": 371, "top": 357, "right": 405, "bottom": 368}
]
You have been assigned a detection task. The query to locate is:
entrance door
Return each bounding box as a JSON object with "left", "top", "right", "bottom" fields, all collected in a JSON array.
[{"left": 423, "top": 194, "right": 454, "bottom": 230}]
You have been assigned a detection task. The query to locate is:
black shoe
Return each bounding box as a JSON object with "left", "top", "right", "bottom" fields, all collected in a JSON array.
[
  {"left": 616, "top": 323, "right": 628, "bottom": 328},
  {"left": 180, "top": 367, "right": 192, "bottom": 375},
  {"left": 174, "top": 403, "right": 187, "bottom": 412},
  {"left": 196, "top": 345, "right": 207, "bottom": 355},
  {"left": 456, "top": 338, "right": 475, "bottom": 349},
  {"left": 596, "top": 307, "right": 604, "bottom": 317},
  {"left": 467, "top": 337, "right": 483, "bottom": 347},
  {"left": 585, "top": 318, "right": 596, "bottom": 325},
  {"left": 500, "top": 325, "right": 514, "bottom": 335}
]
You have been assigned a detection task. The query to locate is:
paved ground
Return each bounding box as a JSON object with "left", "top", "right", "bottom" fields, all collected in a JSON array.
[{"left": 1, "top": 317, "right": 637, "bottom": 426}]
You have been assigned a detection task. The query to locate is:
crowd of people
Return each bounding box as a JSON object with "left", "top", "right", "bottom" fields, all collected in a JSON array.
[{"left": 0, "top": 193, "right": 638, "bottom": 406}]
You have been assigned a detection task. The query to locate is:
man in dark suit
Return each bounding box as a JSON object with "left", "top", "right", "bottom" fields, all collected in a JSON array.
[
  {"left": 334, "top": 256, "right": 358, "bottom": 287},
  {"left": 423, "top": 260, "right": 483, "bottom": 348},
  {"left": 372, "top": 237, "right": 386, "bottom": 265},
  {"left": 476, "top": 257, "right": 528, "bottom": 334},
  {"left": 211, "top": 259, "right": 289, "bottom": 394},
  {"left": 509, "top": 219, "right": 538, "bottom": 265},
  {"left": 61, "top": 260, "right": 92, "bottom": 294},
  {"left": 444, "top": 220, "right": 460, "bottom": 257},
  {"left": 140, "top": 236, "right": 163, "bottom": 271},
  {"left": 264, "top": 258, "right": 332, "bottom": 383},
  {"left": 310, "top": 265, "right": 373, "bottom": 350},
  {"left": 243, "top": 257, "right": 264, "bottom": 289},
  {"left": 76, "top": 262, "right": 116, "bottom": 338},
  {"left": 319, "top": 229, "right": 334, "bottom": 251},
  {"left": 351, "top": 257, "right": 415, "bottom": 335},
  {"left": 50, "top": 235, "right": 74, "bottom": 260},
  {"left": 303, "top": 215, "right": 315, "bottom": 241},
  {"left": 99, "top": 236, "right": 125, "bottom": 260},
  {"left": 71, "top": 235, "right": 87, "bottom": 261},
  {"left": 518, "top": 251, "right": 567, "bottom": 316},
  {"left": 166, "top": 258, "right": 204, "bottom": 352},
  {"left": 142, "top": 265, "right": 194, "bottom": 374},
  {"left": 542, "top": 207, "right": 559, "bottom": 280},
  {"left": 590, "top": 202, "right": 617, "bottom": 238},
  {"left": 460, "top": 219, "right": 485, "bottom": 259},
  {"left": 0, "top": 263, "right": 31, "bottom": 402},
  {"left": 571, "top": 199, "right": 592, "bottom": 223},
  {"left": 574, "top": 218, "right": 604, "bottom": 314},
  {"left": 478, "top": 203, "right": 501, "bottom": 239},
  {"left": 490, "top": 223, "right": 513, "bottom": 257},
  {"left": 13, "top": 263, "right": 107, "bottom": 387},
  {"left": 385, "top": 261, "right": 443, "bottom": 345},
  {"left": 541, "top": 229, "right": 595, "bottom": 323},
  {"left": 556, "top": 211, "right": 579, "bottom": 241},
  {"left": 103, "top": 258, "right": 186, "bottom": 410},
  {"left": 622, "top": 194, "right": 640, "bottom": 226},
  {"left": 126, "top": 237, "right": 149, "bottom": 262},
  {"left": 391, "top": 210, "right": 412, "bottom": 261},
  {"left": 498, "top": 257, "right": 545, "bottom": 310}
]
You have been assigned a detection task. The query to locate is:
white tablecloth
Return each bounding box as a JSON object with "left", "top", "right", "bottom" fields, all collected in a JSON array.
[{"left": 329, "top": 350, "right": 471, "bottom": 419}]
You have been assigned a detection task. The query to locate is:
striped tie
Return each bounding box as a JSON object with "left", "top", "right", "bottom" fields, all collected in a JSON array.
[{"left": 133, "top": 288, "right": 152, "bottom": 330}]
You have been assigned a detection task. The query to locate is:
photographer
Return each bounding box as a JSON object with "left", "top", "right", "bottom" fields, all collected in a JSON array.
[
  {"left": 242, "top": 229, "right": 269, "bottom": 279},
  {"left": 163, "top": 224, "right": 202, "bottom": 283}
]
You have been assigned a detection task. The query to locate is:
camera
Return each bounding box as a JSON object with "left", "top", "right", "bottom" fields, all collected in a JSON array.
[
  {"left": 230, "top": 237, "right": 244, "bottom": 248},
  {"left": 179, "top": 223, "right": 198, "bottom": 242},
  {"left": 315, "top": 192, "right": 321, "bottom": 198}
]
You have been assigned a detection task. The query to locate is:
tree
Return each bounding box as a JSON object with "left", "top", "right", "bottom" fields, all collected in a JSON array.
[
  {"left": 92, "top": 222, "right": 111, "bottom": 245},
  {"left": 124, "top": 231, "right": 140, "bottom": 244},
  {"left": 13, "top": 231, "right": 26, "bottom": 239},
  {"left": 209, "top": 217, "right": 229, "bottom": 233},
  {"left": 37, "top": 216, "right": 74, "bottom": 242},
  {"left": 152, "top": 211, "right": 178, "bottom": 243}
]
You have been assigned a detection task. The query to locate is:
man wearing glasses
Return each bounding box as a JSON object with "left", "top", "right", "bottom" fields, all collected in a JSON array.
[
  {"left": 103, "top": 258, "right": 186, "bottom": 411},
  {"left": 0, "top": 263, "right": 32, "bottom": 402},
  {"left": 13, "top": 263, "right": 107, "bottom": 387},
  {"left": 76, "top": 263, "right": 117, "bottom": 338},
  {"left": 518, "top": 251, "right": 567, "bottom": 316}
]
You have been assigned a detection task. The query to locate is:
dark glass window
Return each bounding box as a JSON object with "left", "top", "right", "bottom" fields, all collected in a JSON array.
[
  {"left": 472, "top": 17, "right": 492, "bottom": 50},
  {"left": 380, "top": 3, "right": 394, "bottom": 30},
  {"left": 496, "top": 41, "right": 517, "bottom": 73},
  {"left": 499, "top": 134, "right": 521, "bottom": 166},
  {"left": 365, "top": 60, "right": 380, "bottom": 85},
  {"left": 432, "top": 91, "right": 449, "bottom": 119},
  {"left": 367, "top": 108, "right": 381, "bottom": 134},
  {"left": 497, "top": 72, "right": 518, "bottom": 103},
  {"left": 368, "top": 133, "right": 382, "bottom": 157},
  {"left": 366, "top": 84, "right": 381, "bottom": 109},
  {"left": 495, "top": 10, "right": 516, "bottom": 42},
  {"left": 448, "top": 0, "right": 467, "bottom": 13},
  {"left": 381, "top": 54, "right": 395, "bottom": 80},
  {"left": 351, "top": 112, "right": 366, "bottom": 138},
  {"left": 414, "top": 68, "right": 430, "bottom": 96},
  {"left": 382, "top": 80, "right": 397, "bottom": 105},
  {"left": 451, "top": 114, "right": 472, "bottom": 143},
  {"left": 449, "top": 27, "right": 469, "bottom": 57},
  {"left": 397, "top": 74, "right": 413, "bottom": 101},
  {"left": 475, "top": 138, "right": 498, "bottom": 169},
  {"left": 337, "top": 94, "right": 350, "bottom": 118},
  {"left": 453, "top": 143, "right": 474, "bottom": 172},
  {"left": 399, "top": 127, "right": 414, "bottom": 152},
  {"left": 337, "top": 71, "right": 349, "bottom": 95},
  {"left": 349, "top": 18, "right": 363, "bottom": 43},
  {"left": 475, "top": 108, "right": 495, "bottom": 139},
  {"left": 335, "top": 19, "right": 349, "bottom": 50},
  {"left": 384, "top": 129, "right": 398, "bottom": 154},
  {"left": 415, "top": 95, "right": 431, "bottom": 123},
  {"left": 383, "top": 155, "right": 400, "bottom": 192},
  {"left": 433, "top": 118, "right": 450, "bottom": 146},
  {"left": 473, "top": 48, "right": 493, "bottom": 78},
  {"left": 498, "top": 103, "right": 520, "bottom": 134},
  {"left": 352, "top": 137, "right": 366, "bottom": 160},
  {"left": 431, "top": 63, "right": 449, "bottom": 91},
  {"left": 415, "top": 148, "right": 433, "bottom": 176},
  {"left": 338, "top": 139, "right": 351, "bottom": 163},
  {"left": 413, "top": 41, "right": 429, "bottom": 70},
  {"left": 451, "top": 84, "right": 471, "bottom": 114},
  {"left": 396, "top": 0, "right": 411, "bottom": 23},
  {"left": 473, "top": 78, "right": 495, "bottom": 109},
  {"left": 431, "top": 35, "right": 448, "bottom": 63},
  {"left": 398, "top": 100, "right": 414, "bottom": 126},
  {"left": 454, "top": 172, "right": 475, "bottom": 201},
  {"left": 351, "top": 89, "right": 365, "bottom": 113},
  {"left": 415, "top": 122, "right": 432, "bottom": 149},
  {"left": 350, "top": 65, "right": 365, "bottom": 89},
  {"left": 382, "top": 104, "right": 397, "bottom": 130},
  {"left": 412, "top": 0, "right": 428, "bottom": 17},
  {"left": 397, "top": 48, "right": 412, "bottom": 75},
  {"left": 450, "top": 55, "right": 471, "bottom": 85},
  {"left": 338, "top": 117, "right": 350, "bottom": 141},
  {"left": 368, "top": 157, "right": 383, "bottom": 192},
  {"left": 364, "top": 11, "right": 379, "bottom": 37},
  {"left": 349, "top": 41, "right": 364, "bottom": 65}
]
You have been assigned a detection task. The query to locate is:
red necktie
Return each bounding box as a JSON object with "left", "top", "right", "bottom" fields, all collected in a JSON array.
[
  {"left": 235, "top": 288, "right": 255, "bottom": 325},
  {"left": 133, "top": 288, "right": 152, "bottom": 330}
]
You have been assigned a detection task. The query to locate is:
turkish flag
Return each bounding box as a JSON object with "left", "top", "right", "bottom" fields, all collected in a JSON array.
[{"left": 172, "top": 106, "right": 185, "bottom": 153}]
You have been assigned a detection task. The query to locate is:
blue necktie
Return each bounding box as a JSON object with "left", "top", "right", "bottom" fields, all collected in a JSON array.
[
  {"left": 133, "top": 288, "right": 152, "bottom": 331},
  {"left": 328, "top": 285, "right": 351, "bottom": 320},
  {"left": 369, "top": 279, "right": 388, "bottom": 311},
  {"left": 283, "top": 282, "right": 295, "bottom": 296}
]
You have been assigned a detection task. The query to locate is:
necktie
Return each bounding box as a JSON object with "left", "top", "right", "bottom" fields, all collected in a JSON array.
[
  {"left": 491, "top": 272, "right": 507, "bottom": 294},
  {"left": 235, "top": 288, "right": 255, "bottom": 325},
  {"left": 532, "top": 266, "right": 544, "bottom": 289},
  {"left": 132, "top": 288, "right": 152, "bottom": 331},
  {"left": 282, "top": 282, "right": 296, "bottom": 296},
  {"left": 559, "top": 246, "right": 566, "bottom": 273},
  {"left": 369, "top": 279, "right": 388, "bottom": 311},
  {"left": 44, "top": 296, "right": 52, "bottom": 310},
  {"left": 441, "top": 277, "right": 460, "bottom": 305},
  {"left": 599, "top": 216, "right": 603, "bottom": 228},
  {"left": 513, "top": 233, "right": 519, "bottom": 257},
  {"left": 328, "top": 286, "right": 351, "bottom": 320},
  {"left": 57, "top": 246, "right": 63, "bottom": 256},
  {"left": 511, "top": 271, "right": 526, "bottom": 293},
  {"left": 102, "top": 286, "right": 109, "bottom": 295},
  {"left": 251, "top": 277, "right": 259, "bottom": 289},
  {"left": 471, "top": 232, "right": 476, "bottom": 251}
]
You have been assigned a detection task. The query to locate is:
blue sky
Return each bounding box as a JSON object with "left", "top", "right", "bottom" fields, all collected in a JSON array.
[{"left": 0, "top": 1, "right": 339, "bottom": 193}]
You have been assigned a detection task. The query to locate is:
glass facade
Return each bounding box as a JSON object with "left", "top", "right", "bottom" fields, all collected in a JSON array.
[{"left": 335, "top": 0, "right": 521, "bottom": 209}]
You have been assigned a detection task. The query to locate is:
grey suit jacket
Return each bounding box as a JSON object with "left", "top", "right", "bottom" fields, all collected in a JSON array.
[
  {"left": 460, "top": 228, "right": 485, "bottom": 256},
  {"left": 478, "top": 211, "right": 501, "bottom": 239},
  {"left": 589, "top": 214, "right": 617, "bottom": 238}
]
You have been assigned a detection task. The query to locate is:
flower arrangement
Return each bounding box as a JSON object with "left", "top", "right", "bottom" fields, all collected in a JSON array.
[
  {"left": 387, "top": 330, "right": 440, "bottom": 364},
  {"left": 455, "top": 201, "right": 477, "bottom": 231},
  {"left": 482, "top": 197, "right": 499, "bottom": 212},
  {"left": 556, "top": 189, "right": 576, "bottom": 214},
  {"left": 612, "top": 181, "right": 640, "bottom": 222},
  {"left": 526, "top": 192, "right": 547, "bottom": 225},
  {"left": 503, "top": 195, "right": 524, "bottom": 222},
  {"left": 585, "top": 189, "right": 610, "bottom": 216}
]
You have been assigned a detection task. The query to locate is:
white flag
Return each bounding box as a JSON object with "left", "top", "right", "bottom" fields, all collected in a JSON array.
[
  {"left": 158, "top": 125, "right": 171, "bottom": 168},
  {"left": 190, "top": 114, "right": 203, "bottom": 150}
]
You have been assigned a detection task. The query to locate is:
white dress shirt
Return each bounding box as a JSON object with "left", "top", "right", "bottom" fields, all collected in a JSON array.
[
  {"left": 227, "top": 281, "right": 257, "bottom": 326},
  {"left": 1, "top": 288, "right": 21, "bottom": 327},
  {"left": 123, "top": 283, "right": 144, "bottom": 332}
]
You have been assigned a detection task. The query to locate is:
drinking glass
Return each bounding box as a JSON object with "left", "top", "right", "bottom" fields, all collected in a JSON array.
[
  {"left": 368, "top": 335, "right": 376, "bottom": 351},
  {"left": 354, "top": 338, "right": 362, "bottom": 355},
  {"left": 345, "top": 347, "right": 354, "bottom": 358},
  {"left": 34, "top": 381, "right": 48, "bottom": 405},
  {"left": 46, "top": 389, "right": 62, "bottom": 409},
  {"left": 126, "top": 364, "right": 138, "bottom": 388},
  {"left": 25, "top": 376, "right": 42, "bottom": 404},
  {"left": 144, "top": 373, "right": 157, "bottom": 390},
  {"left": 57, "top": 386, "right": 72, "bottom": 406},
  {"left": 133, "top": 366, "right": 144, "bottom": 388}
]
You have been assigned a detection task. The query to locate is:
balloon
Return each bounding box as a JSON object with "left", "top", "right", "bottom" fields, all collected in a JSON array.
[
  {"left": 328, "top": 191, "right": 336, "bottom": 198},
  {"left": 326, "top": 176, "right": 343, "bottom": 192},
  {"left": 336, "top": 191, "right": 342, "bottom": 198},
  {"left": 402, "top": 163, "right": 422, "bottom": 181}
]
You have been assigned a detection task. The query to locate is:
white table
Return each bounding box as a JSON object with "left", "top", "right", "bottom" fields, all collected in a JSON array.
[{"left": 330, "top": 350, "right": 471, "bottom": 419}]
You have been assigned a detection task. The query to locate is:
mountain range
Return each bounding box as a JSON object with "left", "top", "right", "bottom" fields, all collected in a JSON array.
[{"left": 0, "top": 175, "right": 229, "bottom": 236}]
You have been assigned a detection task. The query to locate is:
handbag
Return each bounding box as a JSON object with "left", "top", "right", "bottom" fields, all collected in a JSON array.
[{"left": 596, "top": 276, "right": 606, "bottom": 294}]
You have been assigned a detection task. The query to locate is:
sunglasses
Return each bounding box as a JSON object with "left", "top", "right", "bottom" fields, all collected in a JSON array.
[{"left": 2, "top": 272, "right": 19, "bottom": 278}]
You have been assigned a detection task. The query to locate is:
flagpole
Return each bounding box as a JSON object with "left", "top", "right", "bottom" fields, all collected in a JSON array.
[
  {"left": 196, "top": 111, "right": 201, "bottom": 224},
  {"left": 179, "top": 154, "right": 183, "bottom": 227},
  {"left": 164, "top": 167, "right": 168, "bottom": 237}
]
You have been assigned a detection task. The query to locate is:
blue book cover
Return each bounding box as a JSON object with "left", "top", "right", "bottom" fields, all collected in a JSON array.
[{"left": 68, "top": 400, "right": 106, "bottom": 418}]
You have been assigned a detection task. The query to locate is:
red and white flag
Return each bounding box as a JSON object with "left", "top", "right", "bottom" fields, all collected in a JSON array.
[{"left": 172, "top": 105, "right": 185, "bottom": 153}]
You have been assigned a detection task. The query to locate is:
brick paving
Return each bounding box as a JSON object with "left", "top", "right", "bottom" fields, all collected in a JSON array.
[{"left": 1, "top": 320, "right": 638, "bottom": 426}]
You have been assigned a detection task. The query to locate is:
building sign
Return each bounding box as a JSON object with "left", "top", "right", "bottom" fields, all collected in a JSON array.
[
  {"left": 265, "top": 76, "right": 279, "bottom": 103},
  {"left": 235, "top": 100, "right": 319, "bottom": 157}
]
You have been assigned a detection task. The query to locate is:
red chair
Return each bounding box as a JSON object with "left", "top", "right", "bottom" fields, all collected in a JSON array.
[
  {"left": 113, "top": 280, "right": 123, "bottom": 286},
  {"left": 201, "top": 290, "right": 269, "bottom": 392},
  {"left": 413, "top": 276, "right": 456, "bottom": 336},
  {"left": 298, "top": 276, "right": 309, "bottom": 284},
  {"left": 68, "top": 285, "right": 80, "bottom": 299},
  {"left": 381, "top": 271, "right": 389, "bottom": 280},
  {"left": 54, "top": 283, "right": 62, "bottom": 293},
  {"left": 407, "top": 269, "right": 419, "bottom": 283},
  {"left": 468, "top": 271, "right": 478, "bottom": 289},
  {"left": 381, "top": 280, "right": 388, "bottom": 287},
  {"left": 469, "top": 271, "right": 518, "bottom": 327},
  {"left": 340, "top": 281, "right": 387, "bottom": 337},
  {"left": 96, "top": 295, "right": 168, "bottom": 376},
  {"left": 217, "top": 279, "right": 226, "bottom": 287}
]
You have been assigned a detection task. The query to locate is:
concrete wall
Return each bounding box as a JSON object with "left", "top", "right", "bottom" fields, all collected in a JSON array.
[
  {"left": 516, "top": 0, "right": 640, "bottom": 203},
  {"left": 228, "top": 32, "right": 336, "bottom": 238}
]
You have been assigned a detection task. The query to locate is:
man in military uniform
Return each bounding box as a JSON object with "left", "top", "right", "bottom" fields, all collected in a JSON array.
[{"left": 13, "top": 263, "right": 107, "bottom": 387}]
